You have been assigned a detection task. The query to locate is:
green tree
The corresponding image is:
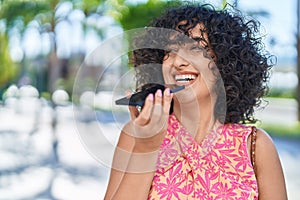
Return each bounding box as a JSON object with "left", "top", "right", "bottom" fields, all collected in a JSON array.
[
  {"left": 0, "top": 33, "right": 16, "bottom": 88},
  {"left": 108, "top": 0, "right": 182, "bottom": 30},
  {"left": 0, "top": 0, "right": 106, "bottom": 95}
]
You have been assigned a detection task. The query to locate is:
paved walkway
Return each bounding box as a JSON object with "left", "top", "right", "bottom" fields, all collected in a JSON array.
[
  {"left": 273, "top": 137, "right": 300, "bottom": 200},
  {"left": 0, "top": 97, "right": 299, "bottom": 199}
]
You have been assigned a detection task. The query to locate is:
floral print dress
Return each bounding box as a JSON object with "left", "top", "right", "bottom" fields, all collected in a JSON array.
[{"left": 148, "top": 114, "right": 258, "bottom": 200}]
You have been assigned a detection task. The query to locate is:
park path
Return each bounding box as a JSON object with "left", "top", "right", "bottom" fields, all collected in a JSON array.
[{"left": 0, "top": 97, "right": 299, "bottom": 199}]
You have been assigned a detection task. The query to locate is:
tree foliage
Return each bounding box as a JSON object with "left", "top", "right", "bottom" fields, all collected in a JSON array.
[
  {"left": 108, "top": 0, "right": 182, "bottom": 30},
  {"left": 0, "top": 0, "right": 50, "bottom": 32},
  {"left": 0, "top": 33, "right": 16, "bottom": 87},
  {"left": 0, "top": 0, "right": 105, "bottom": 93}
]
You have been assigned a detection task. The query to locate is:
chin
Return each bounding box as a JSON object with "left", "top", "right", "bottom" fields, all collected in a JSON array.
[{"left": 174, "top": 85, "right": 199, "bottom": 104}]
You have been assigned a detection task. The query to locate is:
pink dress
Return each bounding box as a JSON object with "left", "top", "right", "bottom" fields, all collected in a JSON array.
[{"left": 148, "top": 114, "right": 258, "bottom": 200}]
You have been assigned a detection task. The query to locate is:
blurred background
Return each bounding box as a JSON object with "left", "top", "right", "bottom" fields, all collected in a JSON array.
[{"left": 0, "top": 0, "right": 299, "bottom": 199}]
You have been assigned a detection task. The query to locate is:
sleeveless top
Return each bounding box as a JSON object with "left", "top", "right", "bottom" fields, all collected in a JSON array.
[{"left": 148, "top": 114, "right": 258, "bottom": 200}]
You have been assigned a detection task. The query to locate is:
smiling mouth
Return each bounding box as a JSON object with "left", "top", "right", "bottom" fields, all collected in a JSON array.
[{"left": 175, "top": 74, "right": 198, "bottom": 84}]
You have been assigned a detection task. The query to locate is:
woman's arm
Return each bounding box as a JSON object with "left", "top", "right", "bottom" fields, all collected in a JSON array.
[
  {"left": 104, "top": 131, "right": 157, "bottom": 200},
  {"left": 105, "top": 88, "right": 173, "bottom": 200},
  {"left": 255, "top": 129, "right": 288, "bottom": 200}
]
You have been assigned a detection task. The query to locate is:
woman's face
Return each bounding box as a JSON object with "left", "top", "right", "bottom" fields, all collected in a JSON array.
[{"left": 162, "top": 23, "right": 216, "bottom": 104}]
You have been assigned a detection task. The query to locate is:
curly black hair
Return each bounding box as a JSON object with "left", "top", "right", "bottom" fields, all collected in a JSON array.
[{"left": 131, "top": 3, "right": 274, "bottom": 124}]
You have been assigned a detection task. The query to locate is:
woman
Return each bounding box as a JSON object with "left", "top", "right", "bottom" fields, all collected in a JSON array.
[{"left": 105, "top": 3, "right": 287, "bottom": 200}]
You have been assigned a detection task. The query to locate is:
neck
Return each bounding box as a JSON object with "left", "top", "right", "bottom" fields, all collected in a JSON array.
[{"left": 173, "top": 96, "right": 217, "bottom": 142}]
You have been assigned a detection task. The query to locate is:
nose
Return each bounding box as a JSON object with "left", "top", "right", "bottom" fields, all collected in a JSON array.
[{"left": 172, "top": 53, "right": 189, "bottom": 70}]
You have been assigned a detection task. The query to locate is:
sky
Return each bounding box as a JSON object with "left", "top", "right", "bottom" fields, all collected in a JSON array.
[{"left": 238, "top": 0, "right": 297, "bottom": 60}]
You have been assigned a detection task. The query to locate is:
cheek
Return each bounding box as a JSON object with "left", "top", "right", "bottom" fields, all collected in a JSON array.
[
  {"left": 190, "top": 73, "right": 209, "bottom": 92},
  {"left": 197, "top": 74, "right": 217, "bottom": 98},
  {"left": 162, "top": 66, "right": 170, "bottom": 82},
  {"left": 162, "top": 59, "right": 172, "bottom": 80}
]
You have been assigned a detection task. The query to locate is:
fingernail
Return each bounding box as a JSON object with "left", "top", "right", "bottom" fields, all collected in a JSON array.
[
  {"left": 165, "top": 88, "right": 170, "bottom": 96},
  {"left": 148, "top": 93, "right": 154, "bottom": 101},
  {"left": 157, "top": 89, "right": 162, "bottom": 97}
]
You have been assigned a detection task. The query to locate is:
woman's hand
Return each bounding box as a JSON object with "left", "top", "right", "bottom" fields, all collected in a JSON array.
[
  {"left": 123, "top": 88, "right": 173, "bottom": 153},
  {"left": 104, "top": 88, "right": 173, "bottom": 200}
]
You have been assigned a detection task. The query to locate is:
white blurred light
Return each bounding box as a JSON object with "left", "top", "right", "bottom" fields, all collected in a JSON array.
[
  {"left": 19, "top": 85, "right": 39, "bottom": 98},
  {"left": 94, "top": 91, "right": 113, "bottom": 110},
  {"left": 52, "top": 89, "right": 69, "bottom": 105},
  {"left": 55, "top": 1, "right": 72, "bottom": 19},
  {"left": 22, "top": 27, "right": 42, "bottom": 58},
  {"left": 79, "top": 91, "right": 95, "bottom": 107},
  {"left": 10, "top": 47, "right": 24, "bottom": 62},
  {"left": 4, "top": 85, "right": 19, "bottom": 98}
]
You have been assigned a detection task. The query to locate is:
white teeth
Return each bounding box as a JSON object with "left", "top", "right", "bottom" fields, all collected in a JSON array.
[{"left": 175, "top": 74, "right": 197, "bottom": 82}]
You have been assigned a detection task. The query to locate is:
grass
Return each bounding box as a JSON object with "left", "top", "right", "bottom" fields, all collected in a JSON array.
[{"left": 258, "top": 122, "right": 300, "bottom": 139}]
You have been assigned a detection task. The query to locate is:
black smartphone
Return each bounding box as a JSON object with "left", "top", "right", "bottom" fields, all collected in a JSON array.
[{"left": 115, "top": 83, "right": 185, "bottom": 107}]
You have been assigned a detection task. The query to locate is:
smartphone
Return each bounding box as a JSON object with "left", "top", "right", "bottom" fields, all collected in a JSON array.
[{"left": 115, "top": 83, "right": 185, "bottom": 107}]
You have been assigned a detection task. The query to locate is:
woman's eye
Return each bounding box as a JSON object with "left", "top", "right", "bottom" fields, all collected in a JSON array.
[
  {"left": 191, "top": 44, "right": 210, "bottom": 53},
  {"left": 191, "top": 45, "right": 203, "bottom": 51},
  {"left": 166, "top": 49, "right": 177, "bottom": 53}
]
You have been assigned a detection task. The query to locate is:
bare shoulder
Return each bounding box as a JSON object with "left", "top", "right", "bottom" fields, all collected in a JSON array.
[
  {"left": 255, "top": 128, "right": 280, "bottom": 171},
  {"left": 255, "top": 128, "right": 288, "bottom": 200},
  {"left": 255, "top": 128, "right": 277, "bottom": 154}
]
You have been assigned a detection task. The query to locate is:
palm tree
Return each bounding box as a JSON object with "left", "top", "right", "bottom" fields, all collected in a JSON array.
[
  {"left": 0, "top": 0, "right": 106, "bottom": 95},
  {"left": 0, "top": 0, "right": 48, "bottom": 97}
]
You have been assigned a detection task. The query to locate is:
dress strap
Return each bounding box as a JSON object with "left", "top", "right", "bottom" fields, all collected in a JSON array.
[{"left": 250, "top": 126, "right": 257, "bottom": 171}]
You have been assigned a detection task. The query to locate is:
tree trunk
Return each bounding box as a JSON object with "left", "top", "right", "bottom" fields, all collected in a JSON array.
[{"left": 47, "top": 50, "right": 60, "bottom": 93}]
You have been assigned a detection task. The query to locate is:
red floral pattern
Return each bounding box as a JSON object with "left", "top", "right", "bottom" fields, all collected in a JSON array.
[{"left": 148, "top": 114, "right": 258, "bottom": 200}]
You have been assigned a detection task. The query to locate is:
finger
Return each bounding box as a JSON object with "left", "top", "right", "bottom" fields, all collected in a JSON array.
[
  {"left": 162, "top": 88, "right": 173, "bottom": 115},
  {"left": 128, "top": 106, "right": 139, "bottom": 119},
  {"left": 149, "top": 89, "right": 171, "bottom": 132},
  {"left": 151, "top": 89, "right": 163, "bottom": 117},
  {"left": 155, "top": 89, "right": 163, "bottom": 105},
  {"left": 134, "top": 93, "right": 154, "bottom": 126}
]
